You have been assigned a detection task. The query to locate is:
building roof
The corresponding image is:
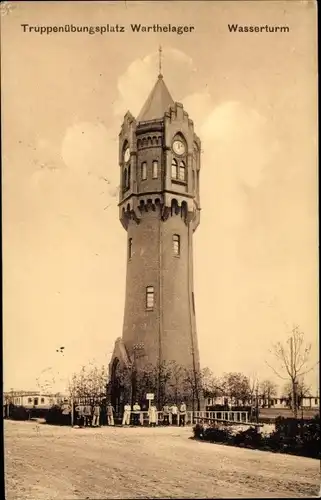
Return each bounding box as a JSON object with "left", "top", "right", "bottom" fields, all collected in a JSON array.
[{"left": 137, "top": 74, "right": 174, "bottom": 122}]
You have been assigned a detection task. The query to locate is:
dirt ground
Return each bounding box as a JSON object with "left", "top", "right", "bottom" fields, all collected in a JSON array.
[{"left": 4, "top": 420, "right": 320, "bottom": 499}]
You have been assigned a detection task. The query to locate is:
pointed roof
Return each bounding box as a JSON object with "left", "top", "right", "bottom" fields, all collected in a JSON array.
[{"left": 137, "top": 74, "right": 174, "bottom": 122}]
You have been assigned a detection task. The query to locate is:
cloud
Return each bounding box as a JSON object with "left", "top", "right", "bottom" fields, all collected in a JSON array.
[
  {"left": 113, "top": 47, "right": 196, "bottom": 119},
  {"left": 200, "top": 101, "right": 272, "bottom": 189},
  {"left": 182, "top": 91, "right": 212, "bottom": 130}
]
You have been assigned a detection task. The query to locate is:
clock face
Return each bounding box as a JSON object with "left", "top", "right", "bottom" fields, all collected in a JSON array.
[
  {"left": 124, "top": 147, "right": 130, "bottom": 163},
  {"left": 172, "top": 140, "right": 185, "bottom": 156}
]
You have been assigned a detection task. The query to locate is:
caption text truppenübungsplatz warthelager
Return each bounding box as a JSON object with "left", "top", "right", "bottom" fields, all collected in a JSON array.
[{"left": 20, "top": 24, "right": 196, "bottom": 35}]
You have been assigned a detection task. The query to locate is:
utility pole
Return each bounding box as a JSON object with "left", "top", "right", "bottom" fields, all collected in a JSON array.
[
  {"left": 255, "top": 384, "right": 259, "bottom": 424},
  {"left": 290, "top": 336, "right": 298, "bottom": 419}
]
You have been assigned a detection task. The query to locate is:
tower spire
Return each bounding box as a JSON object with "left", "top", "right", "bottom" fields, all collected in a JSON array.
[{"left": 158, "top": 45, "right": 163, "bottom": 78}]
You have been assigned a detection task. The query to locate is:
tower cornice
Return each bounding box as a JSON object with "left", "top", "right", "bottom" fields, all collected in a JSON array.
[{"left": 118, "top": 189, "right": 198, "bottom": 208}]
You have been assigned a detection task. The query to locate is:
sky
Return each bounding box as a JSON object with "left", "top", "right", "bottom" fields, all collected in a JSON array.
[{"left": 2, "top": 1, "right": 318, "bottom": 395}]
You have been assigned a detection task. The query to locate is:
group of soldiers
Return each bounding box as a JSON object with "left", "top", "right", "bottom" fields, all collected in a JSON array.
[
  {"left": 121, "top": 401, "right": 188, "bottom": 427},
  {"left": 74, "top": 402, "right": 104, "bottom": 427},
  {"left": 70, "top": 400, "right": 188, "bottom": 427}
]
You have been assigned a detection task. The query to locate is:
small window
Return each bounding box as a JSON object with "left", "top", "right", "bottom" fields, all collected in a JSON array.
[
  {"left": 173, "top": 234, "right": 180, "bottom": 256},
  {"left": 41, "top": 398, "right": 45, "bottom": 404},
  {"left": 141, "top": 162, "right": 147, "bottom": 180},
  {"left": 128, "top": 238, "right": 132, "bottom": 259},
  {"left": 315, "top": 398, "right": 318, "bottom": 405},
  {"left": 152, "top": 160, "right": 158, "bottom": 179},
  {"left": 146, "top": 286, "right": 154, "bottom": 309},
  {"left": 34, "top": 398, "right": 39, "bottom": 405},
  {"left": 28, "top": 398, "right": 32, "bottom": 403},
  {"left": 171, "top": 158, "right": 178, "bottom": 179},
  {"left": 179, "top": 161, "right": 186, "bottom": 181}
]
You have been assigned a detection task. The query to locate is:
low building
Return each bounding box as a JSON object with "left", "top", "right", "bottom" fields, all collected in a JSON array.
[
  {"left": 300, "top": 396, "right": 320, "bottom": 409},
  {"left": 205, "top": 395, "right": 319, "bottom": 410},
  {"left": 4, "top": 390, "right": 67, "bottom": 409}
]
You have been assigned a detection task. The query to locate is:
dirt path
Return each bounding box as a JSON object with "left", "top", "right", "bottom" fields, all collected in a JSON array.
[{"left": 4, "top": 420, "right": 320, "bottom": 499}]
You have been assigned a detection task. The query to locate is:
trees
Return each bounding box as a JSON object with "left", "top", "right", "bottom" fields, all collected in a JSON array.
[
  {"left": 259, "top": 379, "right": 278, "bottom": 407},
  {"left": 283, "top": 378, "right": 311, "bottom": 410},
  {"left": 166, "top": 361, "right": 185, "bottom": 405},
  {"left": 182, "top": 367, "right": 202, "bottom": 411},
  {"left": 221, "top": 372, "right": 251, "bottom": 406},
  {"left": 267, "top": 325, "right": 317, "bottom": 417},
  {"left": 69, "top": 364, "right": 108, "bottom": 402},
  {"left": 109, "top": 360, "right": 221, "bottom": 410},
  {"left": 200, "top": 367, "right": 223, "bottom": 399}
]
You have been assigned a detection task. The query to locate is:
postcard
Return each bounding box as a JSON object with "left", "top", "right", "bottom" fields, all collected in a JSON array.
[{"left": 2, "top": 1, "right": 319, "bottom": 498}]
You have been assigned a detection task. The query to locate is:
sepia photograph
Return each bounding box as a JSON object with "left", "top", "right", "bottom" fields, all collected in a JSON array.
[{"left": 1, "top": 0, "right": 319, "bottom": 498}]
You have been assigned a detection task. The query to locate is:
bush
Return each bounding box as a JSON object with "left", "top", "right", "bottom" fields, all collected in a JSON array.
[
  {"left": 193, "top": 415, "right": 320, "bottom": 459},
  {"left": 193, "top": 424, "right": 234, "bottom": 444},
  {"left": 9, "top": 405, "right": 30, "bottom": 421},
  {"left": 193, "top": 423, "right": 204, "bottom": 439},
  {"left": 270, "top": 415, "right": 320, "bottom": 458},
  {"left": 204, "top": 427, "right": 233, "bottom": 443},
  {"left": 45, "top": 405, "right": 71, "bottom": 426},
  {"left": 233, "top": 426, "right": 262, "bottom": 448}
]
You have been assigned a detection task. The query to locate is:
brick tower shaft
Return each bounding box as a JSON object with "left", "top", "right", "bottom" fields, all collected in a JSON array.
[{"left": 108, "top": 73, "right": 201, "bottom": 406}]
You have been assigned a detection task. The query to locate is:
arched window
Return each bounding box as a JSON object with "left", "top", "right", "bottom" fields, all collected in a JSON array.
[
  {"left": 173, "top": 234, "right": 180, "bottom": 256},
  {"left": 152, "top": 160, "right": 158, "bottom": 179},
  {"left": 128, "top": 238, "right": 132, "bottom": 260},
  {"left": 146, "top": 286, "right": 154, "bottom": 309},
  {"left": 171, "top": 158, "right": 178, "bottom": 179},
  {"left": 179, "top": 161, "right": 186, "bottom": 182},
  {"left": 141, "top": 162, "right": 147, "bottom": 180},
  {"left": 192, "top": 170, "right": 195, "bottom": 192}
]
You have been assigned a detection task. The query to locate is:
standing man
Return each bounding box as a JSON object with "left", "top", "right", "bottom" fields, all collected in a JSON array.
[
  {"left": 92, "top": 402, "right": 101, "bottom": 427},
  {"left": 107, "top": 402, "right": 115, "bottom": 426},
  {"left": 148, "top": 403, "right": 157, "bottom": 427},
  {"left": 179, "top": 401, "right": 187, "bottom": 427},
  {"left": 162, "top": 403, "right": 170, "bottom": 426},
  {"left": 75, "top": 403, "right": 84, "bottom": 428},
  {"left": 83, "top": 403, "right": 92, "bottom": 427},
  {"left": 122, "top": 402, "right": 131, "bottom": 426},
  {"left": 61, "top": 399, "right": 71, "bottom": 426},
  {"left": 170, "top": 403, "right": 178, "bottom": 426},
  {"left": 132, "top": 401, "right": 141, "bottom": 426}
]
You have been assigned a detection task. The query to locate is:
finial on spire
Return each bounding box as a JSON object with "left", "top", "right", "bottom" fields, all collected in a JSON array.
[{"left": 158, "top": 45, "right": 163, "bottom": 78}]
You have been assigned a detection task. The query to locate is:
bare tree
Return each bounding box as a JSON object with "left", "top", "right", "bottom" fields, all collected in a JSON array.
[
  {"left": 200, "top": 367, "right": 223, "bottom": 400},
  {"left": 283, "top": 377, "right": 311, "bottom": 411},
  {"left": 247, "top": 373, "right": 259, "bottom": 405},
  {"left": 183, "top": 367, "right": 203, "bottom": 411},
  {"left": 165, "top": 361, "right": 185, "bottom": 405},
  {"left": 266, "top": 325, "right": 317, "bottom": 417},
  {"left": 259, "top": 379, "right": 278, "bottom": 407},
  {"left": 69, "top": 364, "right": 108, "bottom": 402},
  {"left": 221, "top": 372, "right": 251, "bottom": 406},
  {"left": 135, "top": 363, "right": 158, "bottom": 404}
]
